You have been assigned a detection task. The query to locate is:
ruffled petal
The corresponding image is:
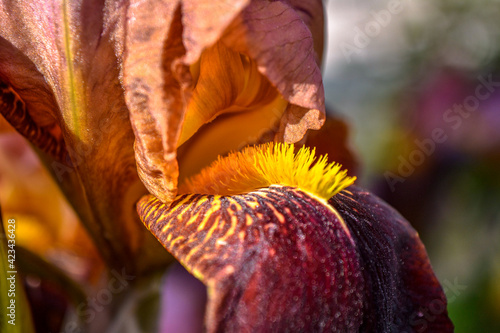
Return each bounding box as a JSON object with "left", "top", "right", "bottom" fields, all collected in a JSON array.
[
  {"left": 221, "top": 0, "right": 326, "bottom": 142},
  {"left": 124, "top": 0, "right": 326, "bottom": 203}
]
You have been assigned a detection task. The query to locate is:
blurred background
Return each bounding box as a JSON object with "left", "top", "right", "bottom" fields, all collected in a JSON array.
[{"left": 324, "top": 0, "right": 500, "bottom": 331}]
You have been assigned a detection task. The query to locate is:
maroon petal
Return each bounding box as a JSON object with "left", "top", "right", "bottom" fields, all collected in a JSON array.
[
  {"left": 139, "top": 183, "right": 454, "bottom": 332},
  {"left": 138, "top": 186, "right": 365, "bottom": 331},
  {"left": 330, "top": 186, "right": 454, "bottom": 332}
]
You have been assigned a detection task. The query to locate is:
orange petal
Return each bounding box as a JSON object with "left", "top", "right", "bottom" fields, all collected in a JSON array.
[{"left": 178, "top": 42, "right": 281, "bottom": 147}]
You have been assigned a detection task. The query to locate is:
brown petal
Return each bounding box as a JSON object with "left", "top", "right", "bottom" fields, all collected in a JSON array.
[
  {"left": 221, "top": 0, "right": 326, "bottom": 142},
  {"left": 138, "top": 186, "right": 365, "bottom": 332},
  {"left": 277, "top": 104, "right": 325, "bottom": 143},
  {"left": 288, "top": 0, "right": 325, "bottom": 65},
  {"left": 124, "top": 0, "right": 249, "bottom": 204},
  {"left": 0, "top": 0, "right": 170, "bottom": 273}
]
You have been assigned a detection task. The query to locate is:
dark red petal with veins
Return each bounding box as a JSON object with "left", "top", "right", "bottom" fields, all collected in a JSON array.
[
  {"left": 329, "top": 186, "right": 454, "bottom": 332},
  {"left": 138, "top": 186, "right": 365, "bottom": 332}
]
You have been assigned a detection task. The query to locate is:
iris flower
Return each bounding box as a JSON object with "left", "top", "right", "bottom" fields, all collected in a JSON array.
[{"left": 0, "top": 0, "right": 453, "bottom": 331}]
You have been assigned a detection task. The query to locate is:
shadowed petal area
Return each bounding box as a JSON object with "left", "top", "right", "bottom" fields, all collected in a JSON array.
[
  {"left": 138, "top": 186, "right": 365, "bottom": 332},
  {"left": 304, "top": 114, "right": 359, "bottom": 177},
  {"left": 0, "top": 38, "right": 67, "bottom": 163},
  {"left": 329, "top": 187, "right": 454, "bottom": 332}
]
